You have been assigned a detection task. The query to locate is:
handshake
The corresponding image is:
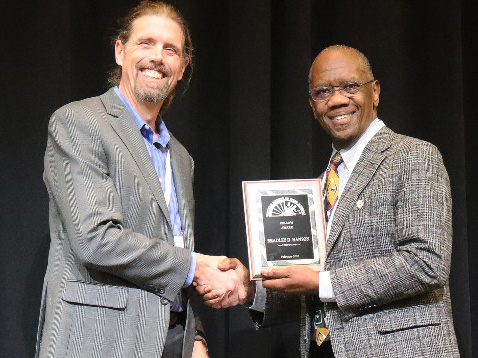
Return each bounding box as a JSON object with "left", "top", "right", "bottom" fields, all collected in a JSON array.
[
  {"left": 193, "top": 254, "right": 321, "bottom": 308},
  {"left": 193, "top": 254, "right": 255, "bottom": 308}
]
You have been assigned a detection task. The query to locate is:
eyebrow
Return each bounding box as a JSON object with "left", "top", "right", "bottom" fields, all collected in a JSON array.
[
  {"left": 313, "top": 79, "right": 362, "bottom": 87},
  {"left": 136, "top": 36, "right": 155, "bottom": 43}
]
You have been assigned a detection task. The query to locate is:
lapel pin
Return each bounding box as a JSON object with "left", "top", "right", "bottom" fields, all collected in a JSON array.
[{"left": 356, "top": 200, "right": 364, "bottom": 209}]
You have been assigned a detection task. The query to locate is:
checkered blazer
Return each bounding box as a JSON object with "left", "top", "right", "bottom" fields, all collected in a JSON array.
[
  {"left": 256, "top": 127, "right": 460, "bottom": 357},
  {"left": 36, "top": 88, "right": 202, "bottom": 358}
]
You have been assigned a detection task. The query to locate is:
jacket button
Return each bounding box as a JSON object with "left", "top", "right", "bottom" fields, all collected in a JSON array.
[
  {"left": 160, "top": 298, "right": 169, "bottom": 305},
  {"left": 159, "top": 288, "right": 165, "bottom": 294}
]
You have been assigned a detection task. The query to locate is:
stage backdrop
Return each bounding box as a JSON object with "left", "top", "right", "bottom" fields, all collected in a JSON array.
[{"left": 1, "top": 1, "right": 477, "bottom": 357}]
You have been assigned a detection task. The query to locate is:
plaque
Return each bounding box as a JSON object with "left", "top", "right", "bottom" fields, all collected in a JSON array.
[{"left": 242, "top": 179, "right": 326, "bottom": 280}]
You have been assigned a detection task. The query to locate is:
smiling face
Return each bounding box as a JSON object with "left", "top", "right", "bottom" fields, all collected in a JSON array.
[
  {"left": 309, "top": 49, "right": 380, "bottom": 150},
  {"left": 115, "top": 14, "right": 189, "bottom": 109}
]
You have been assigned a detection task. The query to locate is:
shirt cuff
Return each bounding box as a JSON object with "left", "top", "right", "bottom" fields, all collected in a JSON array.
[
  {"left": 318, "top": 271, "right": 336, "bottom": 302},
  {"left": 183, "top": 252, "right": 196, "bottom": 288},
  {"left": 247, "top": 280, "right": 266, "bottom": 312},
  {"left": 195, "top": 330, "right": 207, "bottom": 349}
]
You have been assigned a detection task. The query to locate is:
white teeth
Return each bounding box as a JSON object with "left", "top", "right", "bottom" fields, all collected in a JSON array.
[
  {"left": 143, "top": 69, "right": 163, "bottom": 79},
  {"left": 332, "top": 114, "right": 350, "bottom": 120}
]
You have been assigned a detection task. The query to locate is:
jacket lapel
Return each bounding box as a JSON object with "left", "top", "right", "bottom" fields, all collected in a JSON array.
[
  {"left": 100, "top": 89, "right": 172, "bottom": 228},
  {"left": 326, "top": 127, "right": 396, "bottom": 255}
]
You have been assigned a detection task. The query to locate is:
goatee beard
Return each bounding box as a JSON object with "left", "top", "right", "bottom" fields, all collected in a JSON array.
[
  {"left": 134, "top": 63, "right": 173, "bottom": 103},
  {"left": 135, "top": 82, "right": 169, "bottom": 103}
]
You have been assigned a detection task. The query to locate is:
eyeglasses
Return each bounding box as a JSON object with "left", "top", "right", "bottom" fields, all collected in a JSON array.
[{"left": 310, "top": 80, "right": 375, "bottom": 102}]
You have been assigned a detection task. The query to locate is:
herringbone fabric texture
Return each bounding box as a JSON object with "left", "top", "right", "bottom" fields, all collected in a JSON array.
[{"left": 35, "top": 88, "right": 200, "bottom": 358}]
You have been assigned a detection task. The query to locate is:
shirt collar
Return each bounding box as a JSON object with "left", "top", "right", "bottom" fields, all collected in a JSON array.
[
  {"left": 113, "top": 86, "right": 171, "bottom": 148},
  {"left": 331, "top": 118, "right": 385, "bottom": 173}
]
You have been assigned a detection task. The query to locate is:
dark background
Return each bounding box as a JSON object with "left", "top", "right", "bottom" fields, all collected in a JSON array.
[{"left": 1, "top": 1, "right": 477, "bottom": 357}]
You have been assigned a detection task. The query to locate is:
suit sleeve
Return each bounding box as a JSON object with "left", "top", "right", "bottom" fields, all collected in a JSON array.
[
  {"left": 249, "top": 286, "right": 302, "bottom": 328},
  {"left": 330, "top": 141, "right": 452, "bottom": 319},
  {"left": 44, "top": 104, "right": 191, "bottom": 301}
]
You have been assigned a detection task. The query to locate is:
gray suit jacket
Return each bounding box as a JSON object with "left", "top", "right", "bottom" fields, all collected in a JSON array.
[
  {"left": 36, "top": 88, "right": 201, "bottom": 358},
  {"left": 255, "top": 127, "right": 460, "bottom": 357}
]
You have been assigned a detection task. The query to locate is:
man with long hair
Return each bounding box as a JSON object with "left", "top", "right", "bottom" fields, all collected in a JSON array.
[{"left": 36, "top": 2, "right": 245, "bottom": 357}]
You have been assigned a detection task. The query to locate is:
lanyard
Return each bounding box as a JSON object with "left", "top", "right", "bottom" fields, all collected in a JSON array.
[
  {"left": 164, "top": 149, "right": 172, "bottom": 207},
  {"left": 163, "top": 149, "right": 184, "bottom": 248}
]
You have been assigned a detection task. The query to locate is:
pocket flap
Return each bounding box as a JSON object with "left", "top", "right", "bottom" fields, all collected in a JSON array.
[
  {"left": 375, "top": 305, "right": 441, "bottom": 333},
  {"left": 62, "top": 281, "right": 128, "bottom": 310}
]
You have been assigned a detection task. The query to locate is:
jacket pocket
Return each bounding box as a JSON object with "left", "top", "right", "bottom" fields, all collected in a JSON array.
[
  {"left": 375, "top": 305, "right": 441, "bottom": 334},
  {"left": 62, "top": 280, "right": 128, "bottom": 310}
]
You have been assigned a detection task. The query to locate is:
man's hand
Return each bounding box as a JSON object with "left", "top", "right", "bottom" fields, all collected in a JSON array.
[
  {"left": 201, "top": 258, "right": 255, "bottom": 308},
  {"left": 261, "top": 266, "right": 319, "bottom": 294},
  {"left": 191, "top": 339, "right": 208, "bottom": 358},
  {"left": 194, "top": 254, "right": 246, "bottom": 307}
]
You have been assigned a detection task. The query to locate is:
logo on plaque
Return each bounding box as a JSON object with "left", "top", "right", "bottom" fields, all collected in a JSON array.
[
  {"left": 265, "top": 197, "right": 307, "bottom": 217},
  {"left": 261, "top": 194, "right": 313, "bottom": 261}
]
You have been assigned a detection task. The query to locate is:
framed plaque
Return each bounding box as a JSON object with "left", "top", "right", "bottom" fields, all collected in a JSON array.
[{"left": 242, "top": 179, "right": 326, "bottom": 280}]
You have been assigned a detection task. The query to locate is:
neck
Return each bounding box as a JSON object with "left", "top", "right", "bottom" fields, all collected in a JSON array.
[
  {"left": 333, "top": 139, "right": 354, "bottom": 151},
  {"left": 136, "top": 102, "right": 162, "bottom": 132}
]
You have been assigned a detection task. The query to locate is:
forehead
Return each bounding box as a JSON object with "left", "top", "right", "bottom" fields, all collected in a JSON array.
[
  {"left": 129, "top": 14, "right": 185, "bottom": 46},
  {"left": 310, "top": 50, "right": 366, "bottom": 86}
]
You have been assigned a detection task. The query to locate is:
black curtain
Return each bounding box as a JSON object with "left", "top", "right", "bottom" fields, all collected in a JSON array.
[{"left": 1, "top": 1, "right": 476, "bottom": 357}]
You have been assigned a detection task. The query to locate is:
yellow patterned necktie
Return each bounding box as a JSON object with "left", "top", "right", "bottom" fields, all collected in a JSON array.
[
  {"left": 315, "top": 152, "right": 343, "bottom": 346},
  {"left": 324, "top": 152, "right": 343, "bottom": 220}
]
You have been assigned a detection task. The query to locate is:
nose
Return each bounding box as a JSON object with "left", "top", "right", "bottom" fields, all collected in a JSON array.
[
  {"left": 327, "top": 88, "right": 349, "bottom": 107},
  {"left": 150, "top": 45, "right": 164, "bottom": 62}
]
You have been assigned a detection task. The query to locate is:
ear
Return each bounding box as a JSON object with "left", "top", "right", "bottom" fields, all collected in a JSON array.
[
  {"left": 372, "top": 80, "right": 380, "bottom": 110},
  {"left": 309, "top": 97, "right": 319, "bottom": 119},
  {"left": 114, "top": 40, "right": 124, "bottom": 66},
  {"left": 177, "top": 56, "right": 190, "bottom": 81}
]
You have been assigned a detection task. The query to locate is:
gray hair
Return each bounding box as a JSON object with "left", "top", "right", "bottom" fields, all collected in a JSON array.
[{"left": 309, "top": 45, "right": 374, "bottom": 89}]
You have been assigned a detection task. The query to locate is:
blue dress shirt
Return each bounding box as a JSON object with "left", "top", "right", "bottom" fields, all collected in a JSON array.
[{"left": 113, "top": 87, "right": 196, "bottom": 297}]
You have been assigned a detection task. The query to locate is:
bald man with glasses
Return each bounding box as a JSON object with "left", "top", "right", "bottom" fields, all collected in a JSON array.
[{"left": 202, "top": 45, "right": 460, "bottom": 358}]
